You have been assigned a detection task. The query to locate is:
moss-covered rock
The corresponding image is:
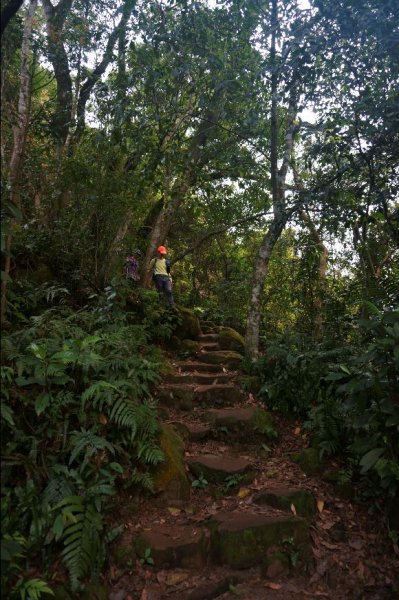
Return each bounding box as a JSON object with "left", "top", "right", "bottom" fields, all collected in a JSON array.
[
  {"left": 156, "top": 384, "right": 194, "bottom": 410},
  {"left": 292, "top": 448, "right": 324, "bottom": 475},
  {"left": 236, "top": 375, "right": 261, "bottom": 395},
  {"left": 206, "top": 511, "right": 312, "bottom": 571},
  {"left": 254, "top": 487, "right": 316, "bottom": 518},
  {"left": 197, "top": 350, "right": 243, "bottom": 369},
  {"left": 251, "top": 407, "right": 278, "bottom": 439},
  {"left": 203, "top": 406, "right": 277, "bottom": 441},
  {"left": 180, "top": 339, "right": 201, "bottom": 355},
  {"left": 153, "top": 423, "right": 190, "bottom": 502},
  {"left": 174, "top": 307, "right": 201, "bottom": 340},
  {"left": 218, "top": 327, "right": 245, "bottom": 353}
]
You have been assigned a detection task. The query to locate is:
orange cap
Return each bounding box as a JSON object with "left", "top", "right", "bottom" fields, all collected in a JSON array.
[{"left": 157, "top": 245, "right": 167, "bottom": 254}]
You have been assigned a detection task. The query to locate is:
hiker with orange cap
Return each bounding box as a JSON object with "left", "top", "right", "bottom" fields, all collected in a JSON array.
[{"left": 149, "top": 245, "right": 175, "bottom": 307}]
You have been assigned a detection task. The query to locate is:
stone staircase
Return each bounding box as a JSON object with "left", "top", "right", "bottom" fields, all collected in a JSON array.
[
  {"left": 106, "top": 320, "right": 397, "bottom": 600},
  {"left": 125, "top": 324, "right": 317, "bottom": 595}
]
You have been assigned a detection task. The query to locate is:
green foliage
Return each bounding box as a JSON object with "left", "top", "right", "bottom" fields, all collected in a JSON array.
[
  {"left": 191, "top": 473, "right": 208, "bottom": 489},
  {"left": 139, "top": 547, "right": 154, "bottom": 566},
  {"left": 254, "top": 307, "right": 399, "bottom": 499},
  {"left": 1, "top": 292, "right": 167, "bottom": 595}
]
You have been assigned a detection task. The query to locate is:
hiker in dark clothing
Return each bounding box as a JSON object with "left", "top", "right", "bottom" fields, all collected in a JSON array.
[
  {"left": 149, "top": 245, "right": 175, "bottom": 307},
  {"left": 125, "top": 251, "right": 141, "bottom": 283}
]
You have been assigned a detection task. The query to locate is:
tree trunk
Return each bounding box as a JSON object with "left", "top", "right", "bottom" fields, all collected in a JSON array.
[
  {"left": 1, "top": 0, "right": 24, "bottom": 38},
  {"left": 245, "top": 0, "right": 297, "bottom": 358},
  {"left": 42, "top": 0, "right": 74, "bottom": 145},
  {"left": 300, "top": 210, "right": 328, "bottom": 340},
  {"left": 245, "top": 216, "right": 288, "bottom": 357},
  {"left": 1, "top": 0, "right": 37, "bottom": 323}
]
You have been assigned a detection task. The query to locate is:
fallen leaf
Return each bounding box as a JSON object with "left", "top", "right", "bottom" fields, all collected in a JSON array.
[
  {"left": 264, "top": 582, "right": 282, "bottom": 590},
  {"left": 167, "top": 507, "right": 181, "bottom": 516},
  {"left": 165, "top": 571, "right": 189, "bottom": 586},
  {"left": 294, "top": 426, "right": 301, "bottom": 435},
  {"left": 98, "top": 413, "right": 108, "bottom": 425},
  {"left": 238, "top": 487, "right": 251, "bottom": 498},
  {"left": 317, "top": 499, "right": 325, "bottom": 513},
  {"left": 290, "top": 503, "right": 297, "bottom": 515}
]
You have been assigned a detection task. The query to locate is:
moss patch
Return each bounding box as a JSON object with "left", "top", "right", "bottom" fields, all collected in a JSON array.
[
  {"left": 174, "top": 307, "right": 201, "bottom": 340},
  {"left": 292, "top": 448, "right": 324, "bottom": 475},
  {"left": 180, "top": 339, "right": 201, "bottom": 355},
  {"left": 153, "top": 424, "right": 190, "bottom": 501},
  {"left": 198, "top": 350, "right": 243, "bottom": 368},
  {"left": 250, "top": 407, "right": 278, "bottom": 440},
  {"left": 237, "top": 375, "right": 261, "bottom": 394},
  {"left": 218, "top": 327, "right": 245, "bottom": 353}
]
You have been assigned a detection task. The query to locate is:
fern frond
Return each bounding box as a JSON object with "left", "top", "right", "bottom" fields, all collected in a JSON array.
[
  {"left": 136, "top": 442, "right": 164, "bottom": 465},
  {"left": 109, "top": 397, "right": 138, "bottom": 435},
  {"left": 57, "top": 496, "right": 103, "bottom": 591}
]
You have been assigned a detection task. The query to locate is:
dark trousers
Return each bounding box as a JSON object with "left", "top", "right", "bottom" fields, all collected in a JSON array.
[{"left": 154, "top": 275, "right": 175, "bottom": 306}]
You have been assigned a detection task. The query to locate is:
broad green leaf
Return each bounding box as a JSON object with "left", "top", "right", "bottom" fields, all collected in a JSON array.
[{"left": 359, "top": 448, "right": 385, "bottom": 473}]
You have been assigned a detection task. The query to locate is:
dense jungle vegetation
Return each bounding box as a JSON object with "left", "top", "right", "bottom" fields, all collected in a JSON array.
[{"left": 1, "top": 0, "right": 398, "bottom": 597}]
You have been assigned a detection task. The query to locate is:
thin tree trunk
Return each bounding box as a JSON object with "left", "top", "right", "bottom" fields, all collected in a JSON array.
[
  {"left": 245, "top": 0, "right": 297, "bottom": 358},
  {"left": 1, "top": 0, "right": 37, "bottom": 323}
]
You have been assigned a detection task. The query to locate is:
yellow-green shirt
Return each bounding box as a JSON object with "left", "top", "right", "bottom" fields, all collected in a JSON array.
[{"left": 150, "top": 257, "right": 170, "bottom": 277}]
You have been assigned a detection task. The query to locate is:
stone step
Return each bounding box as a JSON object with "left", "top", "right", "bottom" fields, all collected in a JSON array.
[
  {"left": 196, "top": 350, "right": 243, "bottom": 369},
  {"left": 165, "top": 372, "right": 236, "bottom": 385},
  {"left": 171, "top": 421, "right": 212, "bottom": 441},
  {"left": 194, "top": 384, "right": 241, "bottom": 405},
  {"left": 157, "top": 383, "right": 240, "bottom": 409},
  {"left": 187, "top": 453, "right": 254, "bottom": 484},
  {"left": 156, "top": 384, "right": 195, "bottom": 410},
  {"left": 253, "top": 487, "right": 316, "bottom": 518},
  {"left": 135, "top": 525, "right": 209, "bottom": 569},
  {"left": 199, "top": 342, "right": 220, "bottom": 351},
  {"left": 203, "top": 406, "right": 277, "bottom": 440},
  {"left": 176, "top": 361, "right": 225, "bottom": 373},
  {"left": 205, "top": 511, "right": 312, "bottom": 572},
  {"left": 199, "top": 333, "right": 219, "bottom": 342}
]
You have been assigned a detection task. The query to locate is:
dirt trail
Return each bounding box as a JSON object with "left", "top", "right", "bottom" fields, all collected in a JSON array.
[{"left": 108, "top": 325, "right": 398, "bottom": 600}]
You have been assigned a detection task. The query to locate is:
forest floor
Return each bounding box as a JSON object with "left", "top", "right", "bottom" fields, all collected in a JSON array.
[{"left": 106, "top": 332, "right": 398, "bottom": 600}]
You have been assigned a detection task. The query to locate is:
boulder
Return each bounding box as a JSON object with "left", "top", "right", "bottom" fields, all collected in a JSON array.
[
  {"left": 153, "top": 423, "right": 190, "bottom": 502},
  {"left": 174, "top": 307, "right": 201, "bottom": 340},
  {"left": 292, "top": 448, "right": 324, "bottom": 475},
  {"left": 218, "top": 327, "right": 245, "bottom": 353}
]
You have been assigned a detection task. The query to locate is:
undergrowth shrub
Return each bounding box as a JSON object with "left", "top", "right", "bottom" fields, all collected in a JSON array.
[
  {"left": 252, "top": 308, "right": 399, "bottom": 501},
  {"left": 1, "top": 282, "right": 171, "bottom": 597}
]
